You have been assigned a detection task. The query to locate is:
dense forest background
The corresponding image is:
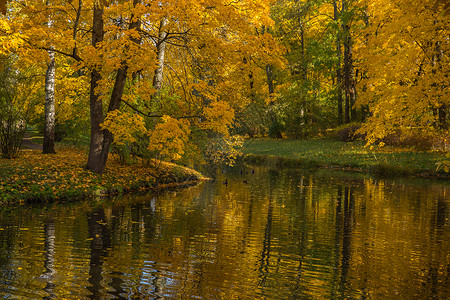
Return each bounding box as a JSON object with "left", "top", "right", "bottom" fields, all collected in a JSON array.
[{"left": 0, "top": 0, "right": 448, "bottom": 173}]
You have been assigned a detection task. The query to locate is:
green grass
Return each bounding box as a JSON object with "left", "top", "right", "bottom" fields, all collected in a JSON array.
[{"left": 242, "top": 138, "right": 448, "bottom": 178}]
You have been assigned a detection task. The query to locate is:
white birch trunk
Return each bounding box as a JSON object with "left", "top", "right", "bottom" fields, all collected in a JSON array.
[
  {"left": 43, "top": 46, "right": 56, "bottom": 153},
  {"left": 153, "top": 18, "right": 168, "bottom": 92}
]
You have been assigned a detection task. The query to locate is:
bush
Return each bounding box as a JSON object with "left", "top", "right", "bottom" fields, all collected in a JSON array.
[
  {"left": 268, "top": 119, "right": 284, "bottom": 139},
  {"left": 0, "top": 63, "right": 25, "bottom": 158},
  {"left": 331, "top": 123, "right": 365, "bottom": 142},
  {"left": 0, "top": 114, "right": 26, "bottom": 158},
  {"left": 381, "top": 130, "right": 436, "bottom": 151},
  {"left": 0, "top": 56, "right": 40, "bottom": 158}
]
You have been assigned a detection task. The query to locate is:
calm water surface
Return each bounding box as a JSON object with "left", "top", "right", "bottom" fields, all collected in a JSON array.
[{"left": 0, "top": 167, "right": 448, "bottom": 299}]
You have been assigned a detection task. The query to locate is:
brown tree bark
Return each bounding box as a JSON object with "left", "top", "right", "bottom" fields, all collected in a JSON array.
[
  {"left": 86, "top": 0, "right": 141, "bottom": 174},
  {"left": 0, "top": 0, "right": 7, "bottom": 15},
  {"left": 334, "top": 0, "right": 343, "bottom": 125},
  {"left": 342, "top": 0, "right": 355, "bottom": 124},
  {"left": 86, "top": 2, "right": 105, "bottom": 173}
]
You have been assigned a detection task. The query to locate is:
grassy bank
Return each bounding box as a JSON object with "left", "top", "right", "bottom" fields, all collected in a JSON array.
[
  {"left": 0, "top": 148, "right": 203, "bottom": 204},
  {"left": 242, "top": 138, "right": 448, "bottom": 178}
]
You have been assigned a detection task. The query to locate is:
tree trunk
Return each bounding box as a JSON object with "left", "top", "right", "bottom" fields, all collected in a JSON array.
[
  {"left": 86, "top": 0, "right": 141, "bottom": 174},
  {"left": 153, "top": 18, "right": 168, "bottom": 92},
  {"left": 266, "top": 64, "right": 282, "bottom": 138},
  {"left": 96, "top": 65, "right": 129, "bottom": 173},
  {"left": 433, "top": 40, "right": 447, "bottom": 129},
  {"left": 0, "top": 1, "right": 7, "bottom": 15},
  {"left": 86, "top": 3, "right": 105, "bottom": 173},
  {"left": 43, "top": 47, "right": 56, "bottom": 154},
  {"left": 334, "top": 0, "right": 343, "bottom": 125},
  {"left": 266, "top": 64, "right": 274, "bottom": 95},
  {"left": 342, "top": 0, "right": 355, "bottom": 124},
  {"left": 300, "top": 24, "right": 307, "bottom": 81},
  {"left": 151, "top": 17, "right": 168, "bottom": 113},
  {"left": 438, "top": 105, "right": 447, "bottom": 129}
]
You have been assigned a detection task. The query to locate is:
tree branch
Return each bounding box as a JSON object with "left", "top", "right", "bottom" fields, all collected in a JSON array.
[{"left": 121, "top": 99, "right": 201, "bottom": 119}]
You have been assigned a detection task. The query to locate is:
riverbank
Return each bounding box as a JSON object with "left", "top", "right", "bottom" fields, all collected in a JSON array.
[
  {"left": 0, "top": 148, "right": 204, "bottom": 204},
  {"left": 242, "top": 138, "right": 449, "bottom": 178}
]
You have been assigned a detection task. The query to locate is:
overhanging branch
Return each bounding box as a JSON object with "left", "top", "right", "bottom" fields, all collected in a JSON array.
[{"left": 121, "top": 99, "right": 201, "bottom": 119}]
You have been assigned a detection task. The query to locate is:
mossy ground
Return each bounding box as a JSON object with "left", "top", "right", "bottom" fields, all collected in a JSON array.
[
  {"left": 0, "top": 147, "right": 203, "bottom": 204},
  {"left": 242, "top": 138, "right": 448, "bottom": 178}
]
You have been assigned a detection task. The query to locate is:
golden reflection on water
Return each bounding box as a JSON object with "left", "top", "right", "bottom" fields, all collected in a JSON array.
[{"left": 0, "top": 167, "right": 448, "bottom": 299}]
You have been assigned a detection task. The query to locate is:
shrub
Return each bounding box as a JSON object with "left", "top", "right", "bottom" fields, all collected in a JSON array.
[
  {"left": 268, "top": 119, "right": 284, "bottom": 139},
  {"left": 0, "top": 67, "right": 25, "bottom": 158},
  {"left": 381, "top": 129, "right": 436, "bottom": 151},
  {"left": 331, "top": 123, "right": 365, "bottom": 142},
  {"left": 0, "top": 56, "right": 40, "bottom": 158},
  {"left": 0, "top": 114, "right": 26, "bottom": 158}
]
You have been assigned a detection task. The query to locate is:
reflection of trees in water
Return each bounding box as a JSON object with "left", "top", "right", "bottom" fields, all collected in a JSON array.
[
  {"left": 331, "top": 186, "right": 344, "bottom": 298},
  {"left": 333, "top": 177, "right": 449, "bottom": 299},
  {"left": 101, "top": 202, "right": 165, "bottom": 299},
  {"left": 426, "top": 195, "right": 448, "bottom": 298},
  {"left": 87, "top": 208, "right": 114, "bottom": 299},
  {"left": 340, "top": 186, "right": 355, "bottom": 296},
  {"left": 258, "top": 199, "right": 273, "bottom": 286},
  {"left": 329, "top": 185, "right": 356, "bottom": 299},
  {"left": 0, "top": 169, "right": 448, "bottom": 299},
  {"left": 293, "top": 175, "right": 308, "bottom": 298},
  {"left": 0, "top": 219, "right": 16, "bottom": 288},
  {"left": 42, "top": 218, "right": 56, "bottom": 299}
]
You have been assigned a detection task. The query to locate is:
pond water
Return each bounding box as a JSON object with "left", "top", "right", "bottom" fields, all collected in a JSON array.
[{"left": 0, "top": 166, "right": 448, "bottom": 299}]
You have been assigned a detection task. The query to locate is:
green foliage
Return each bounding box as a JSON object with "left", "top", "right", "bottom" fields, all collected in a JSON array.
[
  {"left": 234, "top": 99, "right": 269, "bottom": 138},
  {"left": 204, "top": 135, "right": 244, "bottom": 167},
  {"left": 436, "top": 152, "right": 450, "bottom": 173},
  {"left": 268, "top": 0, "right": 352, "bottom": 138},
  {"left": 0, "top": 96, "right": 26, "bottom": 158},
  {"left": 268, "top": 118, "right": 284, "bottom": 139},
  {"left": 0, "top": 57, "right": 39, "bottom": 158},
  {"left": 56, "top": 118, "right": 90, "bottom": 146}
]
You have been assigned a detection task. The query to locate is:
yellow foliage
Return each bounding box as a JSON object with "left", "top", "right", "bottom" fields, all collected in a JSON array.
[
  {"left": 1, "top": 0, "right": 284, "bottom": 165},
  {"left": 0, "top": 148, "right": 203, "bottom": 202},
  {"left": 201, "top": 101, "right": 235, "bottom": 136},
  {"left": 204, "top": 135, "right": 244, "bottom": 167},
  {"left": 147, "top": 116, "right": 191, "bottom": 161},
  {"left": 356, "top": 0, "right": 449, "bottom": 142},
  {"left": 101, "top": 110, "right": 147, "bottom": 146}
]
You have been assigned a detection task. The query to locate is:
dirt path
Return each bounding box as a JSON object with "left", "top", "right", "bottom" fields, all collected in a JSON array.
[{"left": 21, "top": 132, "right": 43, "bottom": 150}]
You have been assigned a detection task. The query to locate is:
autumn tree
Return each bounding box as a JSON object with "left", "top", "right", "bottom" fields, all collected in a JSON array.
[
  {"left": 1, "top": 0, "right": 281, "bottom": 172},
  {"left": 356, "top": 0, "right": 449, "bottom": 145}
]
